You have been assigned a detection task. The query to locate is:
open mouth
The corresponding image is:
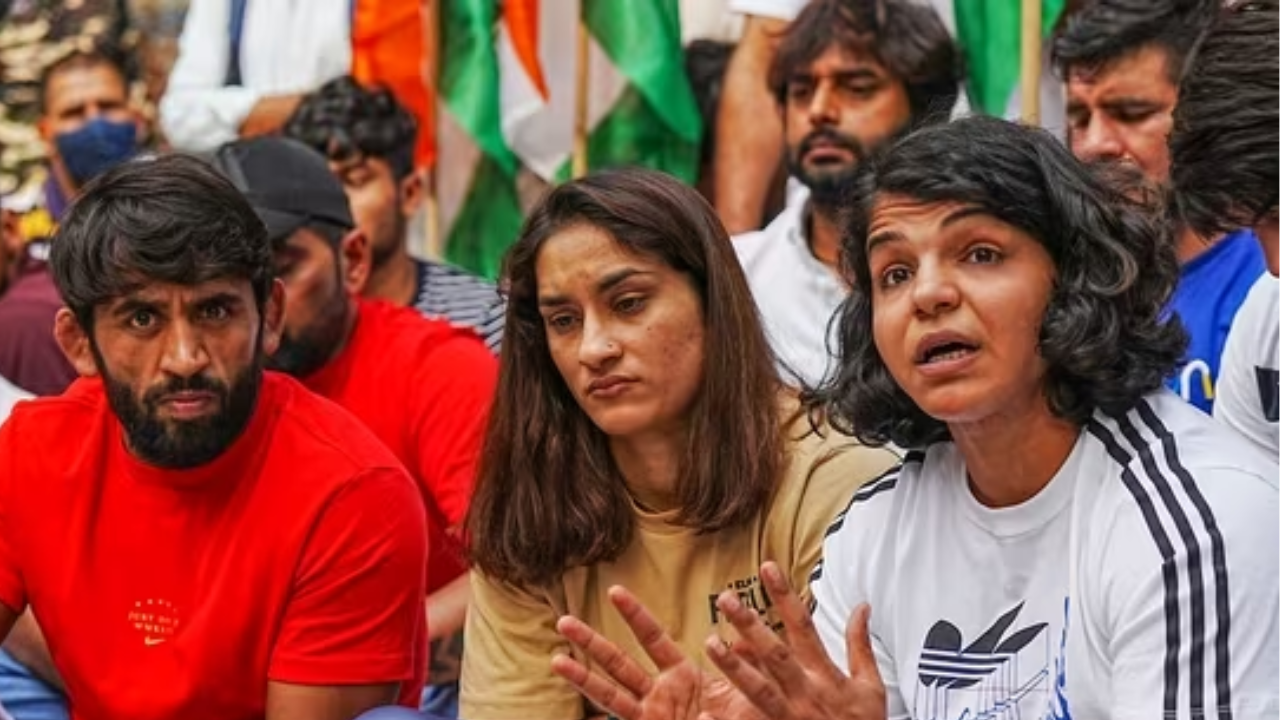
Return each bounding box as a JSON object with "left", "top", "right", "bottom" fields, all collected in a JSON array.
[
  {"left": 917, "top": 339, "right": 979, "bottom": 365},
  {"left": 805, "top": 146, "right": 851, "bottom": 164}
]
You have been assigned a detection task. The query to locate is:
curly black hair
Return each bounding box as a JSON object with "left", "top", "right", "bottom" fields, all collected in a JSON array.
[
  {"left": 283, "top": 75, "right": 417, "bottom": 181},
  {"left": 1051, "top": 0, "right": 1215, "bottom": 81},
  {"left": 813, "top": 116, "right": 1188, "bottom": 449},
  {"left": 1169, "top": 0, "right": 1278, "bottom": 238}
]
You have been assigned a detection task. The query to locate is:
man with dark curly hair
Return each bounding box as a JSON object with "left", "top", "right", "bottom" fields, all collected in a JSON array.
[
  {"left": 284, "top": 76, "right": 503, "bottom": 353},
  {"left": 1169, "top": 0, "right": 1279, "bottom": 456},
  {"left": 733, "top": 0, "right": 961, "bottom": 387},
  {"left": 544, "top": 117, "right": 1278, "bottom": 720},
  {"left": 1052, "top": 0, "right": 1265, "bottom": 414}
]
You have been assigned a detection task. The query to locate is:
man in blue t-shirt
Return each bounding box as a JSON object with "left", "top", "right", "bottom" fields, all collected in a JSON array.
[
  {"left": 1052, "top": 0, "right": 1265, "bottom": 413},
  {"left": 1166, "top": 228, "right": 1266, "bottom": 410}
]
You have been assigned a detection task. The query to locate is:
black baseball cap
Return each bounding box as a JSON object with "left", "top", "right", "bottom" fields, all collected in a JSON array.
[{"left": 211, "top": 136, "right": 354, "bottom": 244}]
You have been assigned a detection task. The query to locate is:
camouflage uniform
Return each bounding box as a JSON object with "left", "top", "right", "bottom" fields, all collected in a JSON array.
[{"left": 0, "top": 0, "right": 188, "bottom": 208}]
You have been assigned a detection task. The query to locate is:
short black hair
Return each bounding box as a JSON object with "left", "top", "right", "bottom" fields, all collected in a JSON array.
[
  {"left": 813, "top": 116, "right": 1187, "bottom": 448},
  {"left": 768, "top": 0, "right": 963, "bottom": 127},
  {"left": 1052, "top": 0, "right": 1214, "bottom": 82},
  {"left": 1169, "top": 0, "right": 1278, "bottom": 238},
  {"left": 38, "top": 43, "right": 133, "bottom": 115},
  {"left": 51, "top": 154, "right": 272, "bottom": 332},
  {"left": 283, "top": 75, "right": 417, "bottom": 181}
]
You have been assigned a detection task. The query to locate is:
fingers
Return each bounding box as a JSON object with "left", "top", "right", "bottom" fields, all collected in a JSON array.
[
  {"left": 704, "top": 636, "right": 792, "bottom": 719},
  {"left": 551, "top": 653, "right": 641, "bottom": 720},
  {"left": 845, "top": 603, "right": 882, "bottom": 684},
  {"left": 608, "top": 585, "right": 689, "bottom": 671},
  {"left": 713, "top": 588, "right": 810, "bottom": 691},
  {"left": 557, "top": 615, "right": 654, "bottom": 698},
  {"left": 759, "top": 561, "right": 834, "bottom": 670}
]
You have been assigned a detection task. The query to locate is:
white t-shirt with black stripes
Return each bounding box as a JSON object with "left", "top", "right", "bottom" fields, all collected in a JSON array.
[{"left": 811, "top": 389, "right": 1279, "bottom": 720}]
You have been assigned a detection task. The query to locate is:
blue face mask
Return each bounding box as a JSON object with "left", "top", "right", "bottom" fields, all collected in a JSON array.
[{"left": 54, "top": 117, "right": 139, "bottom": 187}]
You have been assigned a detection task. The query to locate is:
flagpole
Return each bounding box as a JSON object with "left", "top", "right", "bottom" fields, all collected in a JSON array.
[
  {"left": 1020, "top": 0, "right": 1042, "bottom": 125},
  {"left": 572, "top": 8, "right": 590, "bottom": 179},
  {"left": 423, "top": 0, "right": 442, "bottom": 257}
]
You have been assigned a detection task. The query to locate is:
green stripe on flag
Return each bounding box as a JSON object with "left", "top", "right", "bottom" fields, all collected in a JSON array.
[
  {"left": 577, "top": 0, "right": 701, "bottom": 179},
  {"left": 440, "top": 0, "right": 521, "bottom": 277},
  {"left": 444, "top": 154, "right": 525, "bottom": 281},
  {"left": 955, "top": 0, "right": 1066, "bottom": 115},
  {"left": 440, "top": 0, "right": 517, "bottom": 173}
]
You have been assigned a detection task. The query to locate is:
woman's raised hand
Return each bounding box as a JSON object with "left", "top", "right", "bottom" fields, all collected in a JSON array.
[
  {"left": 551, "top": 585, "right": 763, "bottom": 720},
  {"left": 551, "top": 565, "right": 888, "bottom": 720},
  {"left": 704, "top": 561, "right": 887, "bottom": 720}
]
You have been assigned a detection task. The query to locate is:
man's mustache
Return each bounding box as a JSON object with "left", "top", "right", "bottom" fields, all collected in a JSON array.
[
  {"left": 142, "top": 374, "right": 227, "bottom": 405},
  {"left": 798, "top": 129, "right": 866, "bottom": 161}
]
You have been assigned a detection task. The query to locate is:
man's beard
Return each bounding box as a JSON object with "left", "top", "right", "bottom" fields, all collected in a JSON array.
[
  {"left": 1084, "top": 158, "right": 1162, "bottom": 209},
  {"left": 267, "top": 281, "right": 351, "bottom": 379},
  {"left": 788, "top": 128, "right": 869, "bottom": 209},
  {"left": 96, "top": 340, "right": 265, "bottom": 470}
]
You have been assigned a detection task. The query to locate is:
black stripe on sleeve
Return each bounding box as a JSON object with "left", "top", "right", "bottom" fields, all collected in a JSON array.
[
  {"left": 1086, "top": 419, "right": 1182, "bottom": 718},
  {"left": 822, "top": 452, "right": 921, "bottom": 540},
  {"left": 1115, "top": 413, "right": 1208, "bottom": 715},
  {"left": 811, "top": 452, "right": 922, "bottom": 584},
  {"left": 1135, "top": 399, "right": 1233, "bottom": 717}
]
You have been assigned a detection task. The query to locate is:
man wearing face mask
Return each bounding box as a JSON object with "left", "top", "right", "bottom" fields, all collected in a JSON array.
[
  {"left": 731, "top": 0, "right": 962, "bottom": 388},
  {"left": 0, "top": 44, "right": 146, "bottom": 720}
]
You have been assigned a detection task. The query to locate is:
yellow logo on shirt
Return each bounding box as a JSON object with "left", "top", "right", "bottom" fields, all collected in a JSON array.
[{"left": 128, "top": 598, "right": 180, "bottom": 647}]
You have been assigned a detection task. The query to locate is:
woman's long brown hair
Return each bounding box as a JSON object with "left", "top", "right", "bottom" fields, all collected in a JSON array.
[{"left": 466, "top": 168, "right": 786, "bottom": 590}]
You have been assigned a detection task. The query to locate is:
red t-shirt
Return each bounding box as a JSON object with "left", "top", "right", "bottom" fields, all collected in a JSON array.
[
  {"left": 0, "top": 373, "right": 428, "bottom": 719},
  {"left": 304, "top": 299, "right": 497, "bottom": 592}
]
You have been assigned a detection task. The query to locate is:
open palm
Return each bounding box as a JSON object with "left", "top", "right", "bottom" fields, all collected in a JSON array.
[{"left": 551, "top": 586, "right": 766, "bottom": 720}]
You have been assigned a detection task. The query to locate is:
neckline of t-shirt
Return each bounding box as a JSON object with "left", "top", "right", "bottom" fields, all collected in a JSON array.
[
  {"left": 626, "top": 493, "right": 697, "bottom": 537},
  {"left": 950, "top": 431, "right": 1085, "bottom": 539}
]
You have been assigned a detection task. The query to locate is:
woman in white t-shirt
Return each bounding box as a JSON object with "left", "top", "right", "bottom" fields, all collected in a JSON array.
[{"left": 550, "top": 117, "right": 1278, "bottom": 720}]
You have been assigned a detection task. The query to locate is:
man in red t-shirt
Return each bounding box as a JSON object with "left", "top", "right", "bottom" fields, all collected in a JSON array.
[
  {"left": 210, "top": 137, "right": 499, "bottom": 714},
  {"left": 0, "top": 154, "right": 429, "bottom": 719}
]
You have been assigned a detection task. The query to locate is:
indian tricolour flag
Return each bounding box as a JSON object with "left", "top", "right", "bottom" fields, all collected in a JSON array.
[
  {"left": 436, "top": 0, "right": 701, "bottom": 279},
  {"left": 943, "top": 0, "right": 1067, "bottom": 118}
]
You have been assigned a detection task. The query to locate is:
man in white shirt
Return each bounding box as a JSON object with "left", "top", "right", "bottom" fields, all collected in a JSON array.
[
  {"left": 732, "top": 0, "right": 961, "bottom": 387},
  {"left": 713, "top": 0, "right": 1066, "bottom": 235},
  {"left": 1168, "top": 0, "right": 1279, "bottom": 456},
  {"left": 159, "top": 0, "right": 353, "bottom": 152}
]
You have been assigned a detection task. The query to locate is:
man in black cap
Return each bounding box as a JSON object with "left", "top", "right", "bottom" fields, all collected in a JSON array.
[{"left": 212, "top": 136, "right": 497, "bottom": 717}]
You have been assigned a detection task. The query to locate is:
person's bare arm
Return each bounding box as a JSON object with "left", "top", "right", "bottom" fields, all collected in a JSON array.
[
  {"left": 714, "top": 15, "right": 790, "bottom": 235},
  {"left": 265, "top": 681, "right": 399, "bottom": 720},
  {"left": 1, "top": 612, "right": 62, "bottom": 690},
  {"left": 425, "top": 573, "right": 469, "bottom": 684},
  {"left": 238, "top": 94, "right": 305, "bottom": 138}
]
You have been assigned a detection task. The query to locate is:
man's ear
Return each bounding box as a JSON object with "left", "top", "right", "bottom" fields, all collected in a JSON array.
[
  {"left": 261, "top": 279, "right": 285, "bottom": 356},
  {"left": 339, "top": 229, "right": 371, "bottom": 295},
  {"left": 399, "top": 169, "right": 425, "bottom": 217},
  {"left": 53, "top": 308, "right": 99, "bottom": 377}
]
